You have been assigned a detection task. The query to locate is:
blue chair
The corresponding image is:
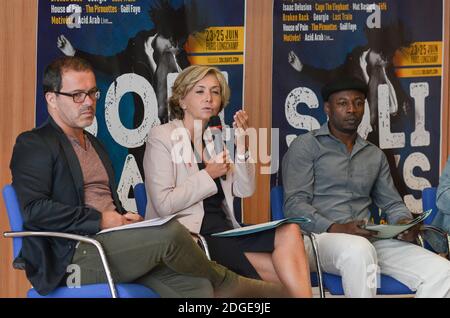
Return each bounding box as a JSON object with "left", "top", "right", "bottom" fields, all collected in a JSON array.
[
  {"left": 422, "top": 187, "right": 438, "bottom": 226},
  {"left": 2, "top": 184, "right": 159, "bottom": 298},
  {"left": 134, "top": 182, "right": 147, "bottom": 218},
  {"left": 270, "top": 185, "right": 415, "bottom": 297}
]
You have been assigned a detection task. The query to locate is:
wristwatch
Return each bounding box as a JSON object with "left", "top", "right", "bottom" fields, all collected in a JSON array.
[{"left": 236, "top": 151, "right": 250, "bottom": 161}]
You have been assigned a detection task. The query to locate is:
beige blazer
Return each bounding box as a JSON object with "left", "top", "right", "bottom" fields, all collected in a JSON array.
[{"left": 143, "top": 119, "right": 256, "bottom": 233}]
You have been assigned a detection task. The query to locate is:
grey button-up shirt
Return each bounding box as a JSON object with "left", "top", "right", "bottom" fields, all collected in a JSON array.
[{"left": 282, "top": 123, "right": 412, "bottom": 234}]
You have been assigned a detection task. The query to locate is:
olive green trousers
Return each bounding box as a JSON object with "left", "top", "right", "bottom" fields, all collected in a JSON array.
[{"left": 71, "top": 220, "right": 230, "bottom": 297}]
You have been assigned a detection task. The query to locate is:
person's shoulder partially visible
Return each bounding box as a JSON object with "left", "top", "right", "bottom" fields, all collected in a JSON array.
[
  {"left": 287, "top": 128, "right": 321, "bottom": 155},
  {"left": 147, "top": 119, "right": 189, "bottom": 148},
  {"left": 14, "top": 120, "right": 58, "bottom": 150},
  {"left": 10, "top": 121, "right": 62, "bottom": 171},
  {"left": 148, "top": 120, "right": 179, "bottom": 138}
]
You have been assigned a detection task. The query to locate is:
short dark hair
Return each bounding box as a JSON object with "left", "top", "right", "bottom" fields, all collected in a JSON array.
[{"left": 43, "top": 56, "right": 94, "bottom": 94}]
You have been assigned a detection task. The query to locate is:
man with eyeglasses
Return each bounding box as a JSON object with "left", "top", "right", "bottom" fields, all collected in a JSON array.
[
  {"left": 9, "top": 56, "right": 278, "bottom": 297},
  {"left": 53, "top": 87, "right": 100, "bottom": 103}
]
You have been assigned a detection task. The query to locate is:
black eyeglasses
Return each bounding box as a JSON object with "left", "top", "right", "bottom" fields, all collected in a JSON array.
[{"left": 54, "top": 88, "right": 100, "bottom": 103}]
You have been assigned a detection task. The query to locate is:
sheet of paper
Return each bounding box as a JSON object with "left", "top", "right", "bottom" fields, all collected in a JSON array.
[
  {"left": 212, "top": 217, "right": 310, "bottom": 237},
  {"left": 364, "top": 209, "right": 432, "bottom": 239},
  {"left": 97, "top": 214, "right": 180, "bottom": 235}
]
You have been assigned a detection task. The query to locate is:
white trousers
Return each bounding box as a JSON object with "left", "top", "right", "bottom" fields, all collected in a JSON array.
[{"left": 304, "top": 233, "right": 450, "bottom": 297}]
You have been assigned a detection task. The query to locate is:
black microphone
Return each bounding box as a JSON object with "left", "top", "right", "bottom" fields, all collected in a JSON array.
[{"left": 208, "top": 115, "right": 226, "bottom": 180}]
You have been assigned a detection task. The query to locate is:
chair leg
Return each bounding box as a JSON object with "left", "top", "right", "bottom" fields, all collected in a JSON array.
[
  {"left": 446, "top": 234, "right": 450, "bottom": 261},
  {"left": 190, "top": 232, "right": 212, "bottom": 261},
  {"left": 417, "top": 233, "right": 425, "bottom": 248},
  {"left": 91, "top": 240, "right": 118, "bottom": 298},
  {"left": 306, "top": 232, "right": 325, "bottom": 298}
]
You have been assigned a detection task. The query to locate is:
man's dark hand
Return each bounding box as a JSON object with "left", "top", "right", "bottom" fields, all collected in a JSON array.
[
  {"left": 328, "top": 220, "right": 378, "bottom": 238},
  {"left": 396, "top": 218, "right": 420, "bottom": 243}
]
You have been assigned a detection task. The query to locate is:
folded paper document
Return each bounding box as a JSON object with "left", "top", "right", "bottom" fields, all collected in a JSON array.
[
  {"left": 212, "top": 217, "right": 311, "bottom": 237},
  {"left": 97, "top": 214, "right": 180, "bottom": 235},
  {"left": 363, "top": 209, "right": 432, "bottom": 239}
]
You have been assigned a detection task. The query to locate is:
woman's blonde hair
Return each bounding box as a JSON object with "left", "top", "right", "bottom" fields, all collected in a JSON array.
[{"left": 169, "top": 65, "right": 230, "bottom": 120}]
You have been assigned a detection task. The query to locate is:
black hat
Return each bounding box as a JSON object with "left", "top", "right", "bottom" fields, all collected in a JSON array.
[{"left": 321, "top": 77, "right": 368, "bottom": 101}]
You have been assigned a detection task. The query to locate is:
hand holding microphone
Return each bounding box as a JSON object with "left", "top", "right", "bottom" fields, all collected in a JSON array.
[
  {"left": 206, "top": 111, "right": 249, "bottom": 180},
  {"left": 208, "top": 115, "right": 228, "bottom": 180}
]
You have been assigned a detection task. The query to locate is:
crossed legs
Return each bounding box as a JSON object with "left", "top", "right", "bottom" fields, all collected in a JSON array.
[{"left": 71, "top": 220, "right": 275, "bottom": 297}]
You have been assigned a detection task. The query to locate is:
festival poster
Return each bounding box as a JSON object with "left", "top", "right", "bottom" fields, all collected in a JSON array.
[
  {"left": 272, "top": 0, "right": 444, "bottom": 213},
  {"left": 36, "top": 0, "right": 246, "bottom": 211}
]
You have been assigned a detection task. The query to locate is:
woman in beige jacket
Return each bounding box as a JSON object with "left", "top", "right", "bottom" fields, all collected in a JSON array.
[{"left": 143, "top": 65, "right": 312, "bottom": 297}]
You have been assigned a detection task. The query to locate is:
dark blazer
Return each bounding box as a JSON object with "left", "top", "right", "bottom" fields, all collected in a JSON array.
[{"left": 10, "top": 117, "right": 124, "bottom": 295}]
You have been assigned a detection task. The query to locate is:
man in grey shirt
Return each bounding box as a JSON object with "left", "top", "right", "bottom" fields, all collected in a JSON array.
[{"left": 282, "top": 77, "right": 450, "bottom": 297}]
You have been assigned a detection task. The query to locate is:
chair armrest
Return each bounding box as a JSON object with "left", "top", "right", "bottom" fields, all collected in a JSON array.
[
  {"left": 420, "top": 225, "right": 449, "bottom": 237},
  {"left": 190, "top": 232, "right": 211, "bottom": 261},
  {"left": 3, "top": 231, "right": 118, "bottom": 298},
  {"left": 418, "top": 225, "right": 450, "bottom": 260}
]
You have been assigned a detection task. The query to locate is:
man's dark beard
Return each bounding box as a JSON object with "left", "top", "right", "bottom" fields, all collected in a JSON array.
[
  {"left": 340, "top": 127, "right": 359, "bottom": 134},
  {"left": 334, "top": 121, "right": 361, "bottom": 135}
]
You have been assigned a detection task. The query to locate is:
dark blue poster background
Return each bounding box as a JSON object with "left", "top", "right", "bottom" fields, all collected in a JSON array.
[
  {"left": 272, "top": 0, "right": 444, "bottom": 213},
  {"left": 36, "top": 0, "right": 246, "bottom": 212}
]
